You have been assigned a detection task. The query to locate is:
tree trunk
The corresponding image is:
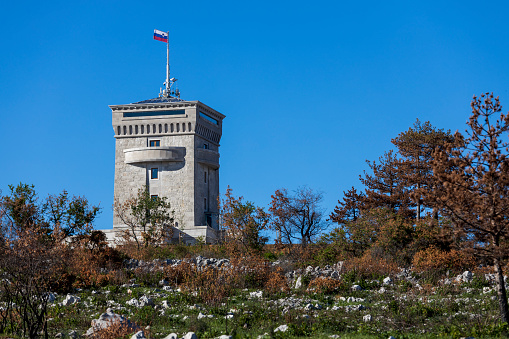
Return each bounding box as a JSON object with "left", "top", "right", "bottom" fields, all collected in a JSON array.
[{"left": 494, "top": 257, "right": 509, "bottom": 323}]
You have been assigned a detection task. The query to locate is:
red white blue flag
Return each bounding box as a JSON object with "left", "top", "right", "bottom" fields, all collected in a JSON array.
[{"left": 154, "top": 29, "right": 168, "bottom": 43}]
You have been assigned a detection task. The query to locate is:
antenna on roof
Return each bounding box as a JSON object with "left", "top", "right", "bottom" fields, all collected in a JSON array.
[{"left": 154, "top": 29, "right": 181, "bottom": 99}]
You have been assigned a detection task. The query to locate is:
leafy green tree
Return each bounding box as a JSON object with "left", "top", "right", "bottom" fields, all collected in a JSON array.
[
  {"left": 1, "top": 183, "right": 100, "bottom": 242},
  {"left": 220, "top": 186, "right": 268, "bottom": 255},
  {"left": 114, "top": 186, "right": 175, "bottom": 249}
]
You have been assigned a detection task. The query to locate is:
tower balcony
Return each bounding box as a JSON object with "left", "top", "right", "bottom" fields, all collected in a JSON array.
[
  {"left": 124, "top": 147, "right": 183, "bottom": 164},
  {"left": 196, "top": 149, "right": 220, "bottom": 169}
]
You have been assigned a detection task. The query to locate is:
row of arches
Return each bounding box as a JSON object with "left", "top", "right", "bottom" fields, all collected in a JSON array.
[{"left": 117, "top": 122, "right": 193, "bottom": 136}]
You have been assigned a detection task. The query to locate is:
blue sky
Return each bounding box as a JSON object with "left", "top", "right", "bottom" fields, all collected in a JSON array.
[{"left": 1, "top": 0, "right": 509, "bottom": 233}]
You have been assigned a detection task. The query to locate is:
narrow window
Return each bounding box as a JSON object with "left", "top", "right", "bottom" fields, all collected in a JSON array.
[
  {"left": 176, "top": 124, "right": 180, "bottom": 132},
  {"left": 151, "top": 195, "right": 158, "bottom": 201},
  {"left": 165, "top": 124, "right": 168, "bottom": 133},
  {"left": 150, "top": 168, "right": 159, "bottom": 179},
  {"left": 182, "top": 123, "right": 186, "bottom": 132},
  {"left": 147, "top": 124, "right": 150, "bottom": 134},
  {"left": 170, "top": 123, "right": 174, "bottom": 132},
  {"left": 203, "top": 143, "right": 209, "bottom": 149},
  {"left": 149, "top": 140, "right": 160, "bottom": 147},
  {"left": 153, "top": 124, "right": 156, "bottom": 133},
  {"left": 129, "top": 125, "right": 133, "bottom": 135},
  {"left": 159, "top": 124, "right": 162, "bottom": 133},
  {"left": 117, "top": 126, "right": 121, "bottom": 135},
  {"left": 123, "top": 126, "right": 127, "bottom": 135},
  {"left": 135, "top": 125, "right": 138, "bottom": 134},
  {"left": 204, "top": 171, "right": 207, "bottom": 183},
  {"left": 188, "top": 122, "right": 192, "bottom": 132},
  {"left": 204, "top": 198, "right": 207, "bottom": 211},
  {"left": 141, "top": 125, "right": 144, "bottom": 134}
]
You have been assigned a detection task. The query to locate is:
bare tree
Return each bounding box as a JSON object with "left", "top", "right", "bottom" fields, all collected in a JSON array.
[{"left": 269, "top": 186, "right": 329, "bottom": 246}]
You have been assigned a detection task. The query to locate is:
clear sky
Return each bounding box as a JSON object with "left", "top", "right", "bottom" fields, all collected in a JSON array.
[{"left": 1, "top": 0, "right": 509, "bottom": 233}]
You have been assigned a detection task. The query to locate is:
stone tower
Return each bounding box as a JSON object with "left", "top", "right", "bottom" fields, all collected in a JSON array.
[{"left": 110, "top": 96, "right": 225, "bottom": 243}]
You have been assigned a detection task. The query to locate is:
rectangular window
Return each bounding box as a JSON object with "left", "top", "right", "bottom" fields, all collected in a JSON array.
[
  {"left": 200, "top": 112, "right": 218, "bottom": 125},
  {"left": 123, "top": 109, "right": 185, "bottom": 118},
  {"left": 203, "top": 143, "right": 209, "bottom": 149},
  {"left": 204, "top": 171, "right": 207, "bottom": 183},
  {"left": 204, "top": 198, "right": 207, "bottom": 211},
  {"left": 150, "top": 168, "right": 159, "bottom": 179},
  {"left": 151, "top": 195, "right": 158, "bottom": 201},
  {"left": 149, "top": 140, "right": 160, "bottom": 147}
]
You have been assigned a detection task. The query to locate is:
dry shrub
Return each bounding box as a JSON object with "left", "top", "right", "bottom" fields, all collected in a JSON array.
[
  {"left": 164, "top": 261, "right": 194, "bottom": 286},
  {"left": 69, "top": 238, "right": 124, "bottom": 289},
  {"left": 184, "top": 266, "right": 237, "bottom": 306},
  {"left": 264, "top": 267, "right": 289, "bottom": 294},
  {"left": 307, "top": 277, "right": 342, "bottom": 294},
  {"left": 342, "top": 251, "right": 399, "bottom": 279},
  {"left": 412, "top": 246, "right": 475, "bottom": 274}
]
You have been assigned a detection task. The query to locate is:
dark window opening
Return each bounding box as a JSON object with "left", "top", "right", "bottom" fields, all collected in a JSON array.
[
  {"left": 150, "top": 168, "right": 159, "bottom": 179},
  {"left": 150, "top": 140, "right": 160, "bottom": 147}
]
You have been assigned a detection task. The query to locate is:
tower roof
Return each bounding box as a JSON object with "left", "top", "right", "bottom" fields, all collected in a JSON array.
[{"left": 132, "top": 96, "right": 184, "bottom": 104}]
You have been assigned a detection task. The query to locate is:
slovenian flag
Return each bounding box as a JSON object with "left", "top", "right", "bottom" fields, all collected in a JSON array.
[{"left": 154, "top": 29, "right": 168, "bottom": 43}]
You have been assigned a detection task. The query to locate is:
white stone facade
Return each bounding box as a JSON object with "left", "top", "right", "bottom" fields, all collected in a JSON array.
[{"left": 109, "top": 99, "right": 225, "bottom": 243}]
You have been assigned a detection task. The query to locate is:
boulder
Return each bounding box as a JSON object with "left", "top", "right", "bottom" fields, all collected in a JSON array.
[
  {"left": 131, "top": 331, "right": 146, "bottom": 339},
  {"left": 294, "top": 276, "right": 302, "bottom": 289},
  {"left": 351, "top": 285, "right": 362, "bottom": 291},
  {"left": 85, "top": 308, "right": 139, "bottom": 337},
  {"left": 183, "top": 333, "right": 198, "bottom": 339},
  {"left": 274, "top": 324, "right": 289, "bottom": 332},
  {"left": 163, "top": 334, "right": 178, "bottom": 339},
  {"left": 61, "top": 294, "right": 80, "bottom": 306}
]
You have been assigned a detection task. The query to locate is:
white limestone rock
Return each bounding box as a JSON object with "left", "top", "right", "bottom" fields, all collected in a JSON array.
[
  {"left": 131, "top": 331, "right": 146, "bottom": 339},
  {"left": 351, "top": 285, "right": 362, "bottom": 291},
  {"left": 61, "top": 294, "right": 80, "bottom": 306},
  {"left": 274, "top": 324, "right": 289, "bottom": 332},
  {"left": 86, "top": 308, "right": 138, "bottom": 337},
  {"left": 183, "top": 332, "right": 198, "bottom": 339},
  {"left": 295, "top": 276, "right": 302, "bottom": 289}
]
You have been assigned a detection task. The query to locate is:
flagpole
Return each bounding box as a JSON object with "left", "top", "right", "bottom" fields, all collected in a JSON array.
[{"left": 166, "top": 31, "right": 170, "bottom": 96}]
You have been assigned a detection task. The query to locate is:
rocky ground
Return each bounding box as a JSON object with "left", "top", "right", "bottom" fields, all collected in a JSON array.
[{"left": 14, "top": 256, "right": 508, "bottom": 338}]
